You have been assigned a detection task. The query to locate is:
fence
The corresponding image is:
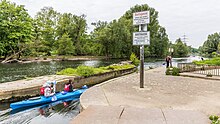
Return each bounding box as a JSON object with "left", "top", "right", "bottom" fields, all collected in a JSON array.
[{"left": 178, "top": 63, "right": 220, "bottom": 76}]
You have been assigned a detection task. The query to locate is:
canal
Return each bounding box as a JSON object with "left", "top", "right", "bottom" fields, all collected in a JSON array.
[{"left": 0, "top": 56, "right": 201, "bottom": 124}]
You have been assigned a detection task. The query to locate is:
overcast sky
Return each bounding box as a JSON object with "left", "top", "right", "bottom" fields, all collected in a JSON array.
[{"left": 10, "top": 0, "right": 220, "bottom": 48}]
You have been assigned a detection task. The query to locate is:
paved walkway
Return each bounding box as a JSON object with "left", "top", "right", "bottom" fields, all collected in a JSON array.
[
  {"left": 70, "top": 67, "right": 220, "bottom": 123},
  {"left": 72, "top": 105, "right": 208, "bottom": 124}
]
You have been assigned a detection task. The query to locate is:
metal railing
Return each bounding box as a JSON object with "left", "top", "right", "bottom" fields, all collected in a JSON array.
[{"left": 178, "top": 63, "right": 220, "bottom": 76}]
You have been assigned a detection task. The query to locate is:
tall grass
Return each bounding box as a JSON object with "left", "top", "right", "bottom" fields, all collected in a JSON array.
[
  {"left": 57, "top": 64, "right": 135, "bottom": 77},
  {"left": 193, "top": 58, "right": 220, "bottom": 66}
]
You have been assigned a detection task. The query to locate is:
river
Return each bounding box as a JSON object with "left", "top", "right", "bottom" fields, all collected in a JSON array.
[
  {"left": 0, "top": 56, "right": 201, "bottom": 124},
  {"left": 0, "top": 59, "right": 123, "bottom": 83}
]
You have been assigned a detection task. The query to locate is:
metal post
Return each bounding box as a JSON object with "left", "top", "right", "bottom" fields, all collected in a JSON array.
[
  {"left": 140, "top": 45, "right": 144, "bottom": 88},
  {"left": 139, "top": 25, "right": 144, "bottom": 88}
]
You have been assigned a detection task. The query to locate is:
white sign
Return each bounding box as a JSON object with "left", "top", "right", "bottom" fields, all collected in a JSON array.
[
  {"left": 133, "top": 32, "right": 150, "bottom": 45},
  {"left": 133, "top": 11, "right": 150, "bottom": 25}
]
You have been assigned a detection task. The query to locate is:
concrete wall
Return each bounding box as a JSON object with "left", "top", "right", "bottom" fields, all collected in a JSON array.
[{"left": 0, "top": 67, "right": 136, "bottom": 103}]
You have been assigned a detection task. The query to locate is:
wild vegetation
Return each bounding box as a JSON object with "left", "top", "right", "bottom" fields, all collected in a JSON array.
[
  {"left": 209, "top": 115, "right": 220, "bottom": 124},
  {"left": 193, "top": 57, "right": 220, "bottom": 66},
  {"left": 165, "top": 67, "right": 180, "bottom": 76},
  {"left": 0, "top": 0, "right": 193, "bottom": 63},
  {"left": 57, "top": 64, "right": 135, "bottom": 77}
]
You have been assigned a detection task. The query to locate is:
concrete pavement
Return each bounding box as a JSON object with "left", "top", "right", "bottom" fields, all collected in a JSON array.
[
  {"left": 70, "top": 67, "right": 220, "bottom": 123},
  {"left": 72, "top": 105, "right": 208, "bottom": 124}
]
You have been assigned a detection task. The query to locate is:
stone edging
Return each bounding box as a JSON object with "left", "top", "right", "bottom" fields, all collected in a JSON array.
[{"left": 0, "top": 67, "right": 136, "bottom": 103}]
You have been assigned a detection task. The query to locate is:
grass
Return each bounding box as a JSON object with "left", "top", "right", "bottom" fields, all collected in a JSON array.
[
  {"left": 193, "top": 57, "right": 220, "bottom": 66},
  {"left": 57, "top": 64, "right": 135, "bottom": 77}
]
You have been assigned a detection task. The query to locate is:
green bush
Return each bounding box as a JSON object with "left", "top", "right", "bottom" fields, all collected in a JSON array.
[
  {"left": 107, "top": 64, "right": 135, "bottom": 70},
  {"left": 209, "top": 115, "right": 220, "bottom": 124},
  {"left": 57, "top": 63, "right": 135, "bottom": 76},
  {"left": 166, "top": 68, "right": 171, "bottom": 75},
  {"left": 172, "top": 67, "right": 180, "bottom": 76},
  {"left": 76, "top": 65, "right": 95, "bottom": 77},
  {"left": 212, "top": 52, "right": 218, "bottom": 58},
  {"left": 130, "top": 53, "right": 140, "bottom": 66},
  {"left": 93, "top": 68, "right": 109, "bottom": 74},
  {"left": 56, "top": 68, "right": 77, "bottom": 76},
  {"left": 166, "top": 67, "right": 180, "bottom": 76},
  {"left": 193, "top": 57, "right": 220, "bottom": 66}
]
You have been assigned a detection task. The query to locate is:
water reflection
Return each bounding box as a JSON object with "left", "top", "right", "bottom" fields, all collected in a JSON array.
[
  {"left": 0, "top": 98, "right": 80, "bottom": 124},
  {"left": 0, "top": 59, "right": 122, "bottom": 83},
  {"left": 143, "top": 56, "right": 202, "bottom": 69}
]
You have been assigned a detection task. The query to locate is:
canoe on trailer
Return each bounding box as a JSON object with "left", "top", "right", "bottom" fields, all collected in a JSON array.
[{"left": 10, "top": 88, "right": 87, "bottom": 110}]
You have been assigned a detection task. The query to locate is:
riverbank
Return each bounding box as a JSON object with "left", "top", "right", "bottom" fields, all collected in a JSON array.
[
  {"left": 0, "top": 56, "right": 110, "bottom": 64},
  {"left": 0, "top": 67, "right": 136, "bottom": 103},
  {"left": 71, "top": 67, "right": 220, "bottom": 123}
]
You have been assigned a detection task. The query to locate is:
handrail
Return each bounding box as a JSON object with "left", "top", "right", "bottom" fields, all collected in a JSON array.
[{"left": 178, "top": 63, "right": 220, "bottom": 76}]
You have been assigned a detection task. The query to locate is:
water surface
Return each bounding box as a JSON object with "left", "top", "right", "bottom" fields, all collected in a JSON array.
[{"left": 0, "top": 59, "right": 122, "bottom": 83}]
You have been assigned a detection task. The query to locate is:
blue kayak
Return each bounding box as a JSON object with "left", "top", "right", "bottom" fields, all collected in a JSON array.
[{"left": 10, "top": 88, "right": 87, "bottom": 110}]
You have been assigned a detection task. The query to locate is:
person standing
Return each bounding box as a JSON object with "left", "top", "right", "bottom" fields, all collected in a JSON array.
[
  {"left": 169, "top": 56, "right": 172, "bottom": 68},
  {"left": 165, "top": 56, "right": 170, "bottom": 68}
]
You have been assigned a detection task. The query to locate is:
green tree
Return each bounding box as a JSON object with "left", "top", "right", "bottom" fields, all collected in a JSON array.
[
  {"left": 173, "top": 38, "right": 189, "bottom": 57},
  {"left": 56, "top": 33, "right": 75, "bottom": 55},
  {"left": 201, "top": 32, "right": 220, "bottom": 55},
  {"left": 35, "top": 7, "right": 59, "bottom": 56},
  {"left": 56, "top": 13, "right": 87, "bottom": 55},
  {"left": 92, "top": 4, "right": 169, "bottom": 58},
  {"left": 0, "top": 0, "right": 34, "bottom": 61}
]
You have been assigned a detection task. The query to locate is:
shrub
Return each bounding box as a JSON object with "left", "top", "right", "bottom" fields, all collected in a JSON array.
[
  {"left": 209, "top": 115, "right": 220, "bottom": 124},
  {"left": 57, "top": 64, "right": 135, "bottom": 76},
  {"left": 193, "top": 57, "right": 220, "bottom": 66},
  {"left": 166, "top": 68, "right": 171, "bottom": 75},
  {"left": 130, "top": 53, "right": 140, "bottom": 66},
  {"left": 212, "top": 52, "right": 218, "bottom": 58},
  {"left": 93, "top": 68, "right": 109, "bottom": 74},
  {"left": 166, "top": 67, "right": 180, "bottom": 76},
  {"left": 56, "top": 68, "right": 77, "bottom": 75},
  {"left": 76, "top": 65, "right": 95, "bottom": 77},
  {"left": 107, "top": 64, "right": 135, "bottom": 70},
  {"left": 172, "top": 67, "right": 180, "bottom": 76}
]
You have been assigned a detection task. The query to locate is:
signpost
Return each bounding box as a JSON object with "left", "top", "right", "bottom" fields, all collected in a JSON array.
[{"left": 133, "top": 11, "right": 150, "bottom": 88}]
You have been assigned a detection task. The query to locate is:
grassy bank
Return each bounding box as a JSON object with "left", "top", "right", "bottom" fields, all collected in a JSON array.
[
  {"left": 20, "top": 55, "right": 108, "bottom": 61},
  {"left": 57, "top": 64, "right": 135, "bottom": 77},
  {"left": 193, "top": 58, "right": 220, "bottom": 66}
]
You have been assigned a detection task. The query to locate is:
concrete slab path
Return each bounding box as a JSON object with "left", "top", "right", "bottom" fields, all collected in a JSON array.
[
  {"left": 71, "top": 105, "right": 209, "bottom": 124},
  {"left": 70, "top": 67, "right": 220, "bottom": 123}
]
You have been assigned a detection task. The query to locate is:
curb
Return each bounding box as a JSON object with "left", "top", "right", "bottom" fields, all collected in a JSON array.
[{"left": 179, "top": 73, "right": 220, "bottom": 81}]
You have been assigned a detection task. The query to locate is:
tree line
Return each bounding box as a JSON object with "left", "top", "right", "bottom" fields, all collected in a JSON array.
[
  {"left": 199, "top": 32, "right": 220, "bottom": 57},
  {"left": 0, "top": 0, "right": 191, "bottom": 62}
]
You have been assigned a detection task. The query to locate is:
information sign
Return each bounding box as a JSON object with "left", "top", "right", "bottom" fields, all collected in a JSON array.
[
  {"left": 133, "top": 32, "right": 150, "bottom": 45},
  {"left": 133, "top": 11, "right": 150, "bottom": 25}
]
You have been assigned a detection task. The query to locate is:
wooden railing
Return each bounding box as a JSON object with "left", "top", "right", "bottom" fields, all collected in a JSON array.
[{"left": 178, "top": 63, "right": 220, "bottom": 76}]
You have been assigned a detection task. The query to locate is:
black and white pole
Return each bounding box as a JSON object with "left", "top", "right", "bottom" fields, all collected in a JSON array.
[{"left": 139, "top": 25, "right": 144, "bottom": 88}]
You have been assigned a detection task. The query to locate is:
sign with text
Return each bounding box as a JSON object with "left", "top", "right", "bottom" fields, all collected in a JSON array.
[
  {"left": 133, "top": 11, "right": 150, "bottom": 25},
  {"left": 133, "top": 32, "right": 150, "bottom": 45}
]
